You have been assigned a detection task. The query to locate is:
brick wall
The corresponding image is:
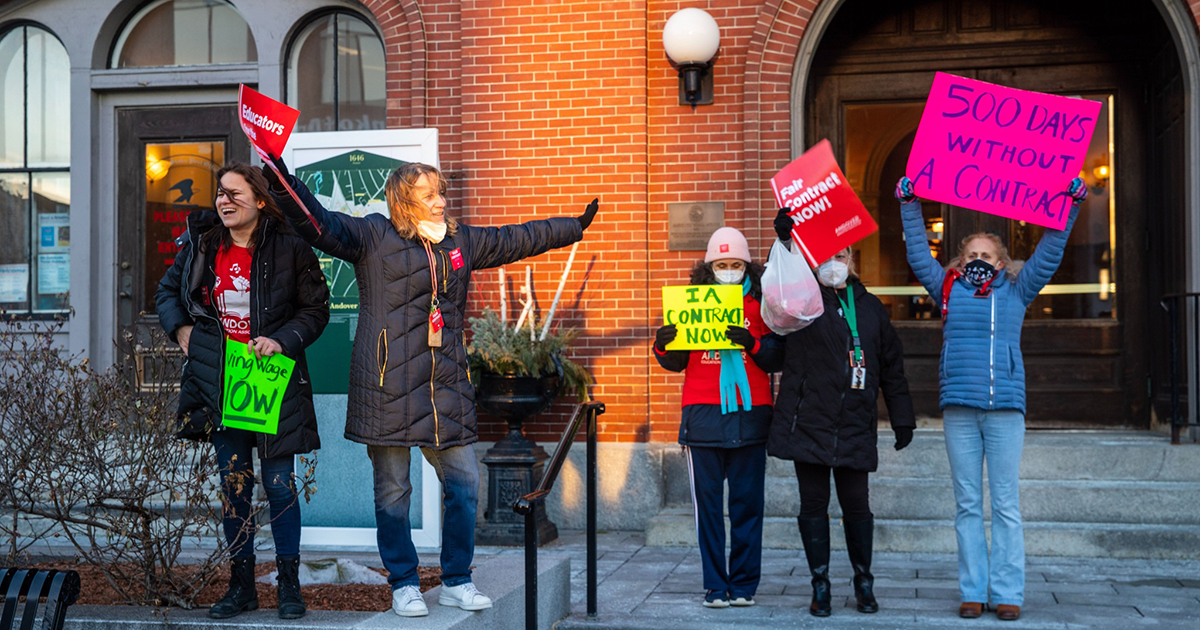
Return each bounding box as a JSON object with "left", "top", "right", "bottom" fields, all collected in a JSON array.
[{"left": 360, "top": 0, "right": 1200, "bottom": 443}]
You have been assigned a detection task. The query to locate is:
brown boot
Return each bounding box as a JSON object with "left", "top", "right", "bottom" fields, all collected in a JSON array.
[
  {"left": 996, "top": 604, "right": 1020, "bottom": 621},
  {"left": 958, "top": 602, "right": 984, "bottom": 618}
]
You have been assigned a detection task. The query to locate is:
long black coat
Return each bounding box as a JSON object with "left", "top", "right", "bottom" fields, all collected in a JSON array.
[
  {"left": 155, "top": 211, "right": 330, "bottom": 459},
  {"left": 274, "top": 175, "right": 582, "bottom": 449},
  {"left": 766, "top": 279, "right": 915, "bottom": 472}
]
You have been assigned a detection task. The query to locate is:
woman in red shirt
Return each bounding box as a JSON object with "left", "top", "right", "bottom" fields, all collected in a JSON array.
[{"left": 653, "top": 227, "right": 782, "bottom": 608}]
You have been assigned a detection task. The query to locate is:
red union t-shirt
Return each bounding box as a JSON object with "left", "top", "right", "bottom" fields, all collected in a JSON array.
[{"left": 214, "top": 244, "right": 253, "bottom": 343}]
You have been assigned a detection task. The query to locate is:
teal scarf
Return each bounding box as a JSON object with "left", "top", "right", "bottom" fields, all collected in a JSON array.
[{"left": 718, "top": 277, "right": 753, "bottom": 414}]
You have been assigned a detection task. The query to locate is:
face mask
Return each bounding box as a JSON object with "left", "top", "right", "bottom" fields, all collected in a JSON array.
[
  {"left": 417, "top": 220, "right": 447, "bottom": 243},
  {"left": 817, "top": 260, "right": 849, "bottom": 287},
  {"left": 963, "top": 259, "right": 997, "bottom": 286},
  {"left": 713, "top": 269, "right": 745, "bottom": 285}
]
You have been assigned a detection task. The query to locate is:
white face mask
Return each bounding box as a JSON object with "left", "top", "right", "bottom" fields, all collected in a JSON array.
[
  {"left": 417, "top": 220, "right": 447, "bottom": 243},
  {"left": 817, "top": 260, "right": 849, "bottom": 287},
  {"left": 714, "top": 269, "right": 745, "bottom": 285}
]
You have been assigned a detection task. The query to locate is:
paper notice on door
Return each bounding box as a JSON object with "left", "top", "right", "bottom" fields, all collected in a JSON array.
[
  {"left": 37, "top": 254, "right": 69, "bottom": 294},
  {"left": 38, "top": 214, "right": 70, "bottom": 253},
  {"left": 0, "top": 264, "right": 29, "bottom": 302}
]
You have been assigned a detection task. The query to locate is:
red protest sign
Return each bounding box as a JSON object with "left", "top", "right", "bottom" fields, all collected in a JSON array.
[
  {"left": 770, "top": 139, "right": 878, "bottom": 268},
  {"left": 238, "top": 84, "right": 299, "bottom": 161},
  {"left": 906, "top": 72, "right": 1101, "bottom": 230}
]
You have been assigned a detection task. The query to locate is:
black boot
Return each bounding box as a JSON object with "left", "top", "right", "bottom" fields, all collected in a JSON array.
[
  {"left": 210, "top": 555, "right": 259, "bottom": 619},
  {"left": 844, "top": 517, "right": 878, "bottom": 613},
  {"left": 276, "top": 555, "right": 306, "bottom": 619},
  {"left": 797, "top": 516, "right": 832, "bottom": 617}
]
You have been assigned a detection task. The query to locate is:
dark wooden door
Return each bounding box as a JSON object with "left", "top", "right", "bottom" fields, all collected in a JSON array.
[
  {"left": 805, "top": 0, "right": 1177, "bottom": 427},
  {"left": 116, "top": 105, "right": 249, "bottom": 387}
]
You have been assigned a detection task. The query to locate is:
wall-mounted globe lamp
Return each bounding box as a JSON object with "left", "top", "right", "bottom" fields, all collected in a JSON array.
[{"left": 662, "top": 8, "right": 720, "bottom": 107}]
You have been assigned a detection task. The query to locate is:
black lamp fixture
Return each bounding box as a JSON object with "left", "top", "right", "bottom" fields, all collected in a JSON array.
[{"left": 663, "top": 8, "right": 721, "bottom": 107}]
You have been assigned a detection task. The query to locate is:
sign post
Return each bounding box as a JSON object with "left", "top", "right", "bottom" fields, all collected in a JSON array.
[
  {"left": 906, "top": 72, "right": 1101, "bottom": 229},
  {"left": 770, "top": 140, "right": 878, "bottom": 267}
]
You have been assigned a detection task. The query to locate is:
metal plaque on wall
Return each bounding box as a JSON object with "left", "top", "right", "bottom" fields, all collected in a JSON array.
[{"left": 668, "top": 202, "right": 724, "bottom": 251}]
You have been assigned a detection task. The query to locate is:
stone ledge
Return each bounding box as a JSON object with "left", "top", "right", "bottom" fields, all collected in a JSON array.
[{"left": 61, "top": 551, "right": 570, "bottom": 630}]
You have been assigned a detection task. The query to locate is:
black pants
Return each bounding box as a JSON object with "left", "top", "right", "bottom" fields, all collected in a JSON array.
[{"left": 794, "top": 462, "right": 872, "bottom": 521}]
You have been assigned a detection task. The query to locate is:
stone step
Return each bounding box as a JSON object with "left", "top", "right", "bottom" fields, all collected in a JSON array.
[
  {"left": 644, "top": 509, "right": 1200, "bottom": 559},
  {"left": 664, "top": 477, "right": 1200, "bottom": 525}
]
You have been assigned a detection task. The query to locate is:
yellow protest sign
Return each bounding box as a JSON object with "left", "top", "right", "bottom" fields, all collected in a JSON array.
[{"left": 661, "top": 284, "right": 746, "bottom": 350}]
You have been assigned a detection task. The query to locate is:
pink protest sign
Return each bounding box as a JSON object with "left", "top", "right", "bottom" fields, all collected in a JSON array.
[
  {"left": 770, "top": 139, "right": 878, "bottom": 268},
  {"left": 906, "top": 72, "right": 1101, "bottom": 229},
  {"left": 238, "top": 85, "right": 299, "bottom": 162}
]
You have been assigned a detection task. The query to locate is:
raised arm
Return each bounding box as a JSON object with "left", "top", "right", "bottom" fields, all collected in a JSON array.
[
  {"left": 466, "top": 218, "right": 584, "bottom": 270},
  {"left": 269, "top": 244, "right": 331, "bottom": 360},
  {"left": 263, "top": 158, "right": 372, "bottom": 264},
  {"left": 897, "top": 177, "right": 944, "bottom": 300},
  {"left": 1015, "top": 179, "right": 1086, "bottom": 306}
]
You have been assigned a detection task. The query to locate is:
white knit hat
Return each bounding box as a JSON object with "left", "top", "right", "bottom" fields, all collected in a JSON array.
[{"left": 704, "top": 227, "right": 751, "bottom": 263}]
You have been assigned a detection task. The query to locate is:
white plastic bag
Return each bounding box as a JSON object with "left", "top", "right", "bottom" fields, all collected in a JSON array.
[{"left": 760, "top": 238, "right": 824, "bottom": 335}]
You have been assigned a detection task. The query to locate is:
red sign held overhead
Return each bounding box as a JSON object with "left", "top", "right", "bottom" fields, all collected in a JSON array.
[
  {"left": 770, "top": 140, "right": 878, "bottom": 268},
  {"left": 236, "top": 85, "right": 319, "bottom": 232},
  {"left": 237, "top": 85, "right": 299, "bottom": 162}
]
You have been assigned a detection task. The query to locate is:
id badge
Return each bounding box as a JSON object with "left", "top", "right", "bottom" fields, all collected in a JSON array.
[
  {"left": 428, "top": 308, "right": 444, "bottom": 347},
  {"left": 851, "top": 367, "right": 866, "bottom": 390}
]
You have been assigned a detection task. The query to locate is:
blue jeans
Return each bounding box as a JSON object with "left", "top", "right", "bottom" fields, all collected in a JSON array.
[
  {"left": 368, "top": 443, "right": 480, "bottom": 590},
  {"left": 212, "top": 429, "right": 301, "bottom": 559},
  {"left": 942, "top": 406, "right": 1026, "bottom": 606}
]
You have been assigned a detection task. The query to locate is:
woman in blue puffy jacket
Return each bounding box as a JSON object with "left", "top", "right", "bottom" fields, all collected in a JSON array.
[{"left": 895, "top": 176, "right": 1087, "bottom": 622}]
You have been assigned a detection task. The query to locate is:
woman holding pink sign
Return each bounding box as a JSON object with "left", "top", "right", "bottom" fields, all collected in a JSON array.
[
  {"left": 895, "top": 175, "right": 1087, "bottom": 621},
  {"left": 156, "top": 163, "right": 330, "bottom": 621}
]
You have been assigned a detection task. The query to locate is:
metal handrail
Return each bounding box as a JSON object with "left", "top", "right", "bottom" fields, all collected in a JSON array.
[
  {"left": 513, "top": 400, "right": 605, "bottom": 630},
  {"left": 1160, "top": 293, "right": 1200, "bottom": 444}
]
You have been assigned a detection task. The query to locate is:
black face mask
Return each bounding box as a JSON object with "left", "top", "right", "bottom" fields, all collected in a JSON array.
[{"left": 963, "top": 259, "right": 997, "bottom": 287}]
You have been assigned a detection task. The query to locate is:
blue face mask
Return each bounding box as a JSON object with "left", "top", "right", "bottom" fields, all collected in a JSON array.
[{"left": 963, "top": 259, "right": 996, "bottom": 286}]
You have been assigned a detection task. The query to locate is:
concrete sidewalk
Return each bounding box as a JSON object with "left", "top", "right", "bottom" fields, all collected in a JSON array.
[{"left": 546, "top": 531, "right": 1200, "bottom": 630}]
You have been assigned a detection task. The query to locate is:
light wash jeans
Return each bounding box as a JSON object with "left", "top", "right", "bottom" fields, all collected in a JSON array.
[
  {"left": 942, "top": 406, "right": 1025, "bottom": 606},
  {"left": 367, "top": 443, "right": 480, "bottom": 590}
]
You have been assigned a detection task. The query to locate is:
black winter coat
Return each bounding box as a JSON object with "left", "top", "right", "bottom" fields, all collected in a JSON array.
[
  {"left": 274, "top": 176, "right": 583, "bottom": 449},
  {"left": 766, "top": 279, "right": 915, "bottom": 472},
  {"left": 155, "top": 211, "right": 330, "bottom": 459}
]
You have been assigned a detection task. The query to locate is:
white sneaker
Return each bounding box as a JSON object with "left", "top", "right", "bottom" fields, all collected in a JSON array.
[
  {"left": 438, "top": 582, "right": 493, "bottom": 611},
  {"left": 392, "top": 585, "right": 428, "bottom": 617},
  {"left": 730, "top": 596, "right": 756, "bottom": 607}
]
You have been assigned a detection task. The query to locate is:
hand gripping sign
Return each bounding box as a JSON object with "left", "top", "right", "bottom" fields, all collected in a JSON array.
[
  {"left": 906, "top": 72, "right": 1101, "bottom": 230},
  {"left": 770, "top": 139, "right": 878, "bottom": 268},
  {"left": 662, "top": 284, "right": 745, "bottom": 351},
  {"left": 236, "top": 85, "right": 319, "bottom": 231},
  {"left": 222, "top": 339, "right": 296, "bottom": 435}
]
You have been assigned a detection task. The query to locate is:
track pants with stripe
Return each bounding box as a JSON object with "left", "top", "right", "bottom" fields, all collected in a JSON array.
[{"left": 686, "top": 444, "right": 766, "bottom": 599}]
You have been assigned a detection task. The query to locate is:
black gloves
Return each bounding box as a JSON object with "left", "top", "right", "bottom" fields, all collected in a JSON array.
[
  {"left": 578, "top": 198, "right": 599, "bottom": 231},
  {"left": 262, "top": 153, "right": 290, "bottom": 193},
  {"left": 774, "top": 207, "right": 794, "bottom": 243},
  {"left": 654, "top": 324, "right": 677, "bottom": 352},
  {"left": 725, "top": 325, "right": 756, "bottom": 351},
  {"left": 894, "top": 426, "right": 914, "bottom": 451}
]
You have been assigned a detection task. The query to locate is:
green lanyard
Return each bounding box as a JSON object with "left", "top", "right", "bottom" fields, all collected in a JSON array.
[{"left": 836, "top": 288, "right": 864, "bottom": 366}]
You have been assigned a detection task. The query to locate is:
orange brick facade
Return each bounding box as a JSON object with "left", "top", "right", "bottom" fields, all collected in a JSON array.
[{"left": 354, "top": 0, "right": 1200, "bottom": 443}]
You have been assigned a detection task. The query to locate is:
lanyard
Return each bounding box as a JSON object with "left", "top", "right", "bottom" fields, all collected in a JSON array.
[
  {"left": 422, "top": 239, "right": 440, "bottom": 312},
  {"left": 836, "top": 287, "right": 863, "bottom": 366}
]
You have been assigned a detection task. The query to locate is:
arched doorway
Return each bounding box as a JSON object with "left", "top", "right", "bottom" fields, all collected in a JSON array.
[{"left": 801, "top": 0, "right": 1187, "bottom": 427}]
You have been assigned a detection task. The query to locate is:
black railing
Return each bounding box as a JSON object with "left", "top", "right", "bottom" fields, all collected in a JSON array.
[
  {"left": 1161, "top": 293, "right": 1200, "bottom": 444},
  {"left": 0, "top": 568, "right": 80, "bottom": 630},
  {"left": 513, "top": 400, "right": 605, "bottom": 630}
]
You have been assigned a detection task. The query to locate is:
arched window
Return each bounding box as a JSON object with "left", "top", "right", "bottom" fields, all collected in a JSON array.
[
  {"left": 110, "top": 0, "right": 256, "bottom": 68},
  {"left": 287, "top": 11, "right": 386, "bottom": 132},
  {"left": 0, "top": 24, "right": 70, "bottom": 314}
]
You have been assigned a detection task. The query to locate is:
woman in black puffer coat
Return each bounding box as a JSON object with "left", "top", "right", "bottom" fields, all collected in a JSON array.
[
  {"left": 264, "top": 156, "right": 596, "bottom": 617},
  {"left": 765, "top": 210, "right": 915, "bottom": 618},
  {"left": 155, "top": 163, "right": 329, "bottom": 621}
]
